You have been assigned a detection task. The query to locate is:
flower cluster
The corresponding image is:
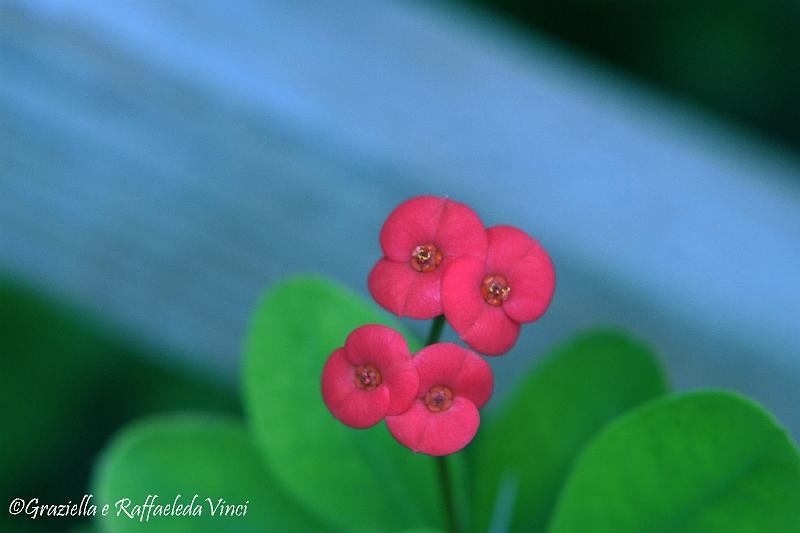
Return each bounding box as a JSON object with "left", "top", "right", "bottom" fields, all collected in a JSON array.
[
  {"left": 322, "top": 325, "right": 492, "bottom": 455},
  {"left": 369, "top": 196, "right": 555, "bottom": 355},
  {"left": 322, "top": 195, "right": 555, "bottom": 455}
]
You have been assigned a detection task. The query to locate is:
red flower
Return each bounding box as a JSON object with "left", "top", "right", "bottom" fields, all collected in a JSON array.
[
  {"left": 321, "top": 324, "right": 419, "bottom": 429},
  {"left": 368, "top": 196, "right": 487, "bottom": 319},
  {"left": 442, "top": 225, "right": 555, "bottom": 355},
  {"left": 385, "top": 343, "right": 493, "bottom": 456}
]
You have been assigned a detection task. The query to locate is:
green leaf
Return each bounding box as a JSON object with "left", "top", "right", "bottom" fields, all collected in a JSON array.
[
  {"left": 69, "top": 524, "right": 99, "bottom": 533},
  {"left": 0, "top": 275, "right": 237, "bottom": 516},
  {"left": 548, "top": 390, "right": 800, "bottom": 533},
  {"left": 93, "top": 414, "right": 325, "bottom": 533},
  {"left": 242, "top": 276, "right": 441, "bottom": 532},
  {"left": 472, "top": 329, "right": 668, "bottom": 532}
]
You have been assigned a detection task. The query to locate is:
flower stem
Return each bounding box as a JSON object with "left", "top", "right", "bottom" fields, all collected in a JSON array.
[
  {"left": 425, "top": 314, "right": 446, "bottom": 345},
  {"left": 436, "top": 455, "right": 458, "bottom": 533},
  {"left": 425, "top": 315, "right": 459, "bottom": 533}
]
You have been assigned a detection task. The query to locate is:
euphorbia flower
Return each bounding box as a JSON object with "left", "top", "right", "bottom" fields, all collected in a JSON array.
[
  {"left": 368, "top": 196, "right": 487, "bottom": 319},
  {"left": 321, "top": 324, "right": 419, "bottom": 429},
  {"left": 386, "top": 343, "right": 493, "bottom": 456},
  {"left": 442, "top": 225, "right": 555, "bottom": 355}
]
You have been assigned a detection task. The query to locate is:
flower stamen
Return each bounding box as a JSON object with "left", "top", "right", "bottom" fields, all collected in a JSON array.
[
  {"left": 354, "top": 364, "right": 382, "bottom": 390},
  {"left": 481, "top": 274, "right": 511, "bottom": 306},
  {"left": 424, "top": 385, "right": 454, "bottom": 412},
  {"left": 410, "top": 244, "right": 443, "bottom": 273}
]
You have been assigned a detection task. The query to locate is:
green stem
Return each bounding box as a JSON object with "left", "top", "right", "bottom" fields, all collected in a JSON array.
[
  {"left": 425, "top": 315, "right": 459, "bottom": 533},
  {"left": 436, "top": 455, "right": 458, "bottom": 533},
  {"left": 425, "top": 314, "right": 446, "bottom": 345}
]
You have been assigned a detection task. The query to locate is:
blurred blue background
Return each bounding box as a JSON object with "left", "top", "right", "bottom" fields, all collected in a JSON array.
[{"left": 1, "top": 0, "right": 799, "bottom": 529}]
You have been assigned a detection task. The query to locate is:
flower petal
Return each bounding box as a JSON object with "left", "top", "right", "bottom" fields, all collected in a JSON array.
[
  {"left": 321, "top": 348, "right": 390, "bottom": 428},
  {"left": 441, "top": 255, "right": 486, "bottom": 334},
  {"left": 503, "top": 248, "right": 556, "bottom": 323},
  {"left": 380, "top": 196, "right": 446, "bottom": 262},
  {"left": 434, "top": 199, "right": 488, "bottom": 260},
  {"left": 344, "top": 324, "right": 409, "bottom": 368},
  {"left": 344, "top": 324, "right": 420, "bottom": 415},
  {"left": 413, "top": 343, "right": 493, "bottom": 408},
  {"left": 442, "top": 251, "right": 522, "bottom": 355},
  {"left": 461, "top": 305, "right": 521, "bottom": 356},
  {"left": 368, "top": 258, "right": 443, "bottom": 319},
  {"left": 386, "top": 397, "right": 480, "bottom": 456},
  {"left": 485, "top": 225, "right": 537, "bottom": 274},
  {"left": 384, "top": 362, "right": 420, "bottom": 416},
  {"left": 379, "top": 196, "right": 487, "bottom": 263}
]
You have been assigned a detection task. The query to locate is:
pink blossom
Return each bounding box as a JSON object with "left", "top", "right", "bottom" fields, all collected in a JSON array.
[
  {"left": 368, "top": 196, "right": 487, "bottom": 319},
  {"left": 386, "top": 343, "right": 493, "bottom": 456},
  {"left": 321, "top": 324, "right": 419, "bottom": 428},
  {"left": 442, "top": 225, "right": 555, "bottom": 355}
]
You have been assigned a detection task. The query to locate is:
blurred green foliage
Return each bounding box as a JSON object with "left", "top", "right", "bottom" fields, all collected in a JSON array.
[
  {"left": 549, "top": 391, "right": 800, "bottom": 532},
  {"left": 9, "top": 275, "right": 800, "bottom": 532},
  {"left": 471, "top": 330, "right": 668, "bottom": 532},
  {"left": 92, "top": 276, "right": 800, "bottom": 532},
  {"left": 0, "top": 277, "right": 238, "bottom": 532},
  {"left": 94, "top": 414, "right": 326, "bottom": 532},
  {"left": 463, "top": 0, "right": 800, "bottom": 151},
  {"left": 243, "top": 277, "right": 443, "bottom": 532}
]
